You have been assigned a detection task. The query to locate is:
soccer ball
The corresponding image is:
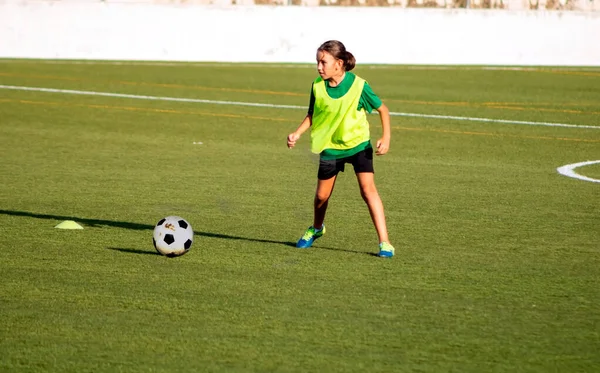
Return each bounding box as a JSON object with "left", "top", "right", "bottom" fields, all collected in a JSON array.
[{"left": 153, "top": 216, "right": 194, "bottom": 257}]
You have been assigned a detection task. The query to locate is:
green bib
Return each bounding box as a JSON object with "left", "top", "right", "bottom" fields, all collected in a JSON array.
[{"left": 310, "top": 75, "right": 370, "bottom": 154}]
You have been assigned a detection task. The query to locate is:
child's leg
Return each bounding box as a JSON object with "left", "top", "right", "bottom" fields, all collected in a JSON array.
[
  {"left": 313, "top": 176, "right": 337, "bottom": 229},
  {"left": 356, "top": 172, "right": 389, "bottom": 243}
]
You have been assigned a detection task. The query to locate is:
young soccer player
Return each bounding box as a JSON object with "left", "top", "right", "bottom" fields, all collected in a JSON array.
[{"left": 287, "top": 40, "right": 395, "bottom": 258}]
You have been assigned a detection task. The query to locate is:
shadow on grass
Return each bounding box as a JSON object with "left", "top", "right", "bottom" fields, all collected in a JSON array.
[
  {"left": 0, "top": 209, "right": 370, "bottom": 254},
  {"left": 107, "top": 247, "right": 161, "bottom": 256},
  {"left": 314, "top": 246, "right": 375, "bottom": 256}
]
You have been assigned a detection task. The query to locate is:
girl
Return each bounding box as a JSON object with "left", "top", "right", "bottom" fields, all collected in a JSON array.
[{"left": 287, "top": 40, "right": 395, "bottom": 258}]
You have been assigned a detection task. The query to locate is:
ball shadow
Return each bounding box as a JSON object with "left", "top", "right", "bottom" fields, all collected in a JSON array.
[{"left": 106, "top": 247, "right": 161, "bottom": 256}]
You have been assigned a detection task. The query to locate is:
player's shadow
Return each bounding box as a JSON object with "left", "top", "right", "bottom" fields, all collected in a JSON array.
[{"left": 0, "top": 209, "right": 367, "bottom": 254}]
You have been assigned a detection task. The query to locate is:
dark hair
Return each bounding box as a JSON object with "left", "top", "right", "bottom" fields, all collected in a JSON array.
[{"left": 317, "top": 40, "right": 356, "bottom": 71}]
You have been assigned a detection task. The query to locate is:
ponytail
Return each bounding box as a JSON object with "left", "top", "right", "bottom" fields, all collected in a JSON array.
[{"left": 317, "top": 40, "right": 357, "bottom": 71}]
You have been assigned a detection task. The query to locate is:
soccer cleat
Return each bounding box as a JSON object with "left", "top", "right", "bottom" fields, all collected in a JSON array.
[
  {"left": 296, "top": 225, "right": 325, "bottom": 248},
  {"left": 378, "top": 242, "right": 395, "bottom": 258}
]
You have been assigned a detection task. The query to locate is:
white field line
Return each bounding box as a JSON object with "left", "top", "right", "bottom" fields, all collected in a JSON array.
[
  {"left": 1, "top": 60, "right": 600, "bottom": 72},
  {"left": 557, "top": 160, "right": 600, "bottom": 184},
  {"left": 0, "top": 84, "right": 304, "bottom": 109},
  {"left": 0, "top": 84, "right": 599, "bottom": 130}
]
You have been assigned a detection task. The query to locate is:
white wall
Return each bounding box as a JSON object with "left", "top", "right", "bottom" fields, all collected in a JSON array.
[{"left": 1, "top": 2, "right": 599, "bottom": 65}]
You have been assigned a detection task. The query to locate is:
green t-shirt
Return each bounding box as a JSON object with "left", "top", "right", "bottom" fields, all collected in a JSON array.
[
  {"left": 307, "top": 72, "right": 382, "bottom": 159},
  {"left": 307, "top": 72, "right": 382, "bottom": 115}
]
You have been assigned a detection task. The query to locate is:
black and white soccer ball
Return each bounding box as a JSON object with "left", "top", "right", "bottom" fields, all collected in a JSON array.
[{"left": 153, "top": 216, "right": 194, "bottom": 257}]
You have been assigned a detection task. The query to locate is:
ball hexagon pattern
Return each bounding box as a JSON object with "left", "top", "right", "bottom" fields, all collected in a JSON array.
[{"left": 152, "top": 216, "right": 194, "bottom": 257}]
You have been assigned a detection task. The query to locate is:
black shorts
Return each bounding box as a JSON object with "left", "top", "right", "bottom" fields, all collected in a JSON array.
[{"left": 318, "top": 147, "right": 374, "bottom": 180}]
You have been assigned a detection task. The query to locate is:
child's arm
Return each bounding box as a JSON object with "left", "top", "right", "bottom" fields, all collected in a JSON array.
[
  {"left": 375, "top": 103, "right": 391, "bottom": 155},
  {"left": 287, "top": 114, "right": 312, "bottom": 149}
]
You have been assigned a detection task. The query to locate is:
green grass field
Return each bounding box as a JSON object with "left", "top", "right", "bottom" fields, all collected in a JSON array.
[{"left": 1, "top": 60, "right": 599, "bottom": 372}]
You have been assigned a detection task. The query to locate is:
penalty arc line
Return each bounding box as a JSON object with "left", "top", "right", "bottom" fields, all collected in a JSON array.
[
  {"left": 557, "top": 160, "right": 600, "bottom": 184},
  {"left": 0, "top": 84, "right": 599, "bottom": 130}
]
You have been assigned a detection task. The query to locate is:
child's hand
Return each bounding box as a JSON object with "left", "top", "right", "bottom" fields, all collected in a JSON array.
[
  {"left": 287, "top": 132, "right": 300, "bottom": 149},
  {"left": 376, "top": 137, "right": 390, "bottom": 155}
]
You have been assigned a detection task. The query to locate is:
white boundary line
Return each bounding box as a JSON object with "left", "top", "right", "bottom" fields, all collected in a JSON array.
[
  {"left": 1, "top": 84, "right": 599, "bottom": 130},
  {"left": 1, "top": 60, "right": 600, "bottom": 72},
  {"left": 557, "top": 160, "right": 600, "bottom": 184},
  {"left": 0, "top": 84, "right": 305, "bottom": 108}
]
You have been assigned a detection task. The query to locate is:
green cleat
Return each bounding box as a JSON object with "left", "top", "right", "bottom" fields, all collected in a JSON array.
[
  {"left": 296, "top": 225, "right": 325, "bottom": 248},
  {"left": 378, "top": 242, "right": 395, "bottom": 258}
]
